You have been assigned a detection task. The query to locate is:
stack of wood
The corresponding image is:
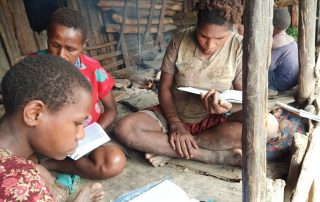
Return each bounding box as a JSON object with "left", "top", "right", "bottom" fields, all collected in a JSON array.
[{"left": 97, "top": 0, "right": 182, "bottom": 33}]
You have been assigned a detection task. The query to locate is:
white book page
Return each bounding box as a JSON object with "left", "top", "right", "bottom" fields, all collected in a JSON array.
[
  {"left": 178, "top": 87, "right": 242, "bottom": 103},
  {"left": 220, "top": 90, "right": 242, "bottom": 103},
  {"left": 69, "top": 122, "right": 110, "bottom": 160},
  {"left": 177, "top": 87, "right": 208, "bottom": 95},
  {"left": 130, "top": 180, "right": 191, "bottom": 202}
]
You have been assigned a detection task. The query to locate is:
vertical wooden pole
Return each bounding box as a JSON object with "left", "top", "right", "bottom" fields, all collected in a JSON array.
[
  {"left": 297, "top": 0, "right": 317, "bottom": 106},
  {"left": 242, "top": 0, "right": 273, "bottom": 201}
]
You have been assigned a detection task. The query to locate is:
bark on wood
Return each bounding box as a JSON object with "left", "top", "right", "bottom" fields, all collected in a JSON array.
[
  {"left": 106, "top": 24, "right": 177, "bottom": 33},
  {"left": 242, "top": 0, "right": 273, "bottom": 201},
  {"left": 291, "top": 126, "right": 320, "bottom": 202},
  {"left": 0, "top": 1, "right": 21, "bottom": 65},
  {"left": 112, "top": 13, "right": 174, "bottom": 25},
  {"left": 297, "top": 0, "right": 317, "bottom": 106},
  {"left": 98, "top": 0, "right": 182, "bottom": 11},
  {"left": 11, "top": 0, "right": 37, "bottom": 55},
  {"left": 284, "top": 133, "right": 308, "bottom": 202}
]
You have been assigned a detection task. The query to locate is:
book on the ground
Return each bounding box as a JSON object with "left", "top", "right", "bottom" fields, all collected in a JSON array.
[
  {"left": 129, "top": 179, "right": 199, "bottom": 202},
  {"left": 177, "top": 86, "right": 242, "bottom": 104},
  {"left": 68, "top": 122, "right": 111, "bottom": 160},
  {"left": 276, "top": 101, "right": 320, "bottom": 122}
]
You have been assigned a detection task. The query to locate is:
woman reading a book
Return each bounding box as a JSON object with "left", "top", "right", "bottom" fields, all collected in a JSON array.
[
  {"left": 35, "top": 8, "right": 126, "bottom": 180},
  {"left": 116, "top": 0, "right": 278, "bottom": 167}
]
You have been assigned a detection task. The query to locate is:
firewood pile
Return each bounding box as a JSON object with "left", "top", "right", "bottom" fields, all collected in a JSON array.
[{"left": 98, "top": 0, "right": 182, "bottom": 34}]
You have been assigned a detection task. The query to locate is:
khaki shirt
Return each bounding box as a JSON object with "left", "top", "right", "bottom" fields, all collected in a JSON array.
[{"left": 161, "top": 27, "right": 243, "bottom": 123}]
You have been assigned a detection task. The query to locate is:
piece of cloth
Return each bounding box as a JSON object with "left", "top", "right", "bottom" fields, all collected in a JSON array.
[
  {"left": 141, "top": 105, "right": 226, "bottom": 135},
  {"left": 267, "top": 108, "right": 307, "bottom": 160},
  {"left": 161, "top": 27, "right": 243, "bottom": 123},
  {"left": 0, "top": 149, "right": 55, "bottom": 201},
  {"left": 268, "top": 34, "right": 299, "bottom": 91},
  {"left": 55, "top": 174, "right": 80, "bottom": 194},
  {"left": 32, "top": 50, "right": 115, "bottom": 126}
]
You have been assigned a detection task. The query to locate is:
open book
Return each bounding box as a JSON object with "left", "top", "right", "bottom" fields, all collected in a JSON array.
[
  {"left": 68, "top": 122, "right": 111, "bottom": 160},
  {"left": 177, "top": 87, "right": 242, "bottom": 104},
  {"left": 276, "top": 101, "right": 320, "bottom": 122},
  {"left": 129, "top": 180, "right": 199, "bottom": 202}
]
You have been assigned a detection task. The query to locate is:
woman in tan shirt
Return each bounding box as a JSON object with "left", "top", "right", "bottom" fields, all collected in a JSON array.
[{"left": 115, "top": 0, "right": 278, "bottom": 167}]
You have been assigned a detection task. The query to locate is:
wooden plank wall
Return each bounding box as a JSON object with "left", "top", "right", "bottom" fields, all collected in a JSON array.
[{"left": 0, "top": 0, "right": 198, "bottom": 78}]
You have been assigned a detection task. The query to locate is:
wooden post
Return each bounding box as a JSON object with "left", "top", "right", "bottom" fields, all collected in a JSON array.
[
  {"left": 242, "top": 0, "right": 273, "bottom": 201},
  {"left": 297, "top": 0, "right": 317, "bottom": 106}
]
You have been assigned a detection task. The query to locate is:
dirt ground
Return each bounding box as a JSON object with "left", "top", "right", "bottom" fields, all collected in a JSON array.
[{"left": 71, "top": 99, "right": 290, "bottom": 202}]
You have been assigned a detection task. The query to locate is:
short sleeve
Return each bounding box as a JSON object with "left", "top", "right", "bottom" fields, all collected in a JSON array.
[
  {"left": 95, "top": 66, "right": 115, "bottom": 100},
  {"left": 160, "top": 31, "right": 184, "bottom": 74},
  {"left": 233, "top": 37, "right": 243, "bottom": 88}
]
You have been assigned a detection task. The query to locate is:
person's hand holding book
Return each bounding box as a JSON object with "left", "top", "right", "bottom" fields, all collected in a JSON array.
[{"left": 201, "top": 89, "right": 232, "bottom": 114}]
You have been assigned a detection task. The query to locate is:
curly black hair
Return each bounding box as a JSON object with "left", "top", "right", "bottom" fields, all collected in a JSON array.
[
  {"left": 1, "top": 54, "right": 91, "bottom": 115},
  {"left": 273, "top": 8, "right": 291, "bottom": 31},
  {"left": 196, "top": 0, "right": 243, "bottom": 27},
  {"left": 47, "top": 7, "right": 87, "bottom": 42}
]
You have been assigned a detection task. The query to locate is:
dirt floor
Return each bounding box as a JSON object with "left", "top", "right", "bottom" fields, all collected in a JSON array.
[{"left": 70, "top": 98, "right": 290, "bottom": 202}]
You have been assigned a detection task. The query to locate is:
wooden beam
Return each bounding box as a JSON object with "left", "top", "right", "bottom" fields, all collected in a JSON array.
[
  {"left": 242, "top": 0, "right": 273, "bottom": 201},
  {"left": 155, "top": 0, "right": 167, "bottom": 50},
  {"left": 97, "top": 0, "right": 182, "bottom": 11},
  {"left": 0, "top": 1, "right": 21, "bottom": 66},
  {"left": 112, "top": 13, "right": 174, "bottom": 25},
  {"left": 106, "top": 24, "right": 177, "bottom": 33},
  {"left": 291, "top": 124, "right": 320, "bottom": 202},
  {"left": 284, "top": 133, "right": 308, "bottom": 201},
  {"left": 143, "top": 0, "right": 155, "bottom": 49},
  {"left": 297, "top": 0, "right": 317, "bottom": 106}
]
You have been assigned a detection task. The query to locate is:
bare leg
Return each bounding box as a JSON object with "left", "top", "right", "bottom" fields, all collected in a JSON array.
[
  {"left": 115, "top": 112, "right": 242, "bottom": 166},
  {"left": 43, "top": 144, "right": 126, "bottom": 180}
]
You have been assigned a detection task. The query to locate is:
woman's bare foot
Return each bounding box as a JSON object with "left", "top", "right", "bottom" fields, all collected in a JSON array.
[
  {"left": 211, "top": 148, "right": 242, "bottom": 166},
  {"left": 73, "top": 183, "right": 104, "bottom": 202},
  {"left": 145, "top": 153, "right": 171, "bottom": 167}
]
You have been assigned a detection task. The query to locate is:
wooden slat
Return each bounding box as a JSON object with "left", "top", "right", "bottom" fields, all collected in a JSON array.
[
  {"left": 0, "top": 1, "right": 21, "bottom": 66},
  {"left": 143, "top": 0, "right": 155, "bottom": 49},
  {"left": 111, "top": 13, "right": 174, "bottom": 25},
  {"left": 242, "top": 0, "right": 273, "bottom": 201},
  {"left": 85, "top": 41, "right": 117, "bottom": 51},
  {"left": 93, "top": 50, "right": 122, "bottom": 61},
  {"left": 106, "top": 24, "right": 177, "bottom": 33},
  {"left": 11, "top": 0, "right": 37, "bottom": 55},
  {"left": 155, "top": 0, "right": 167, "bottom": 49},
  {"left": 116, "top": 0, "right": 128, "bottom": 50},
  {"left": 97, "top": 0, "right": 182, "bottom": 11},
  {"left": 102, "top": 59, "right": 124, "bottom": 70},
  {"left": 297, "top": 0, "right": 317, "bottom": 106}
]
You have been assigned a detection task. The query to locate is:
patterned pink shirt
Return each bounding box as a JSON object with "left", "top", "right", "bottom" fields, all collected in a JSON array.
[{"left": 0, "top": 149, "right": 55, "bottom": 202}]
